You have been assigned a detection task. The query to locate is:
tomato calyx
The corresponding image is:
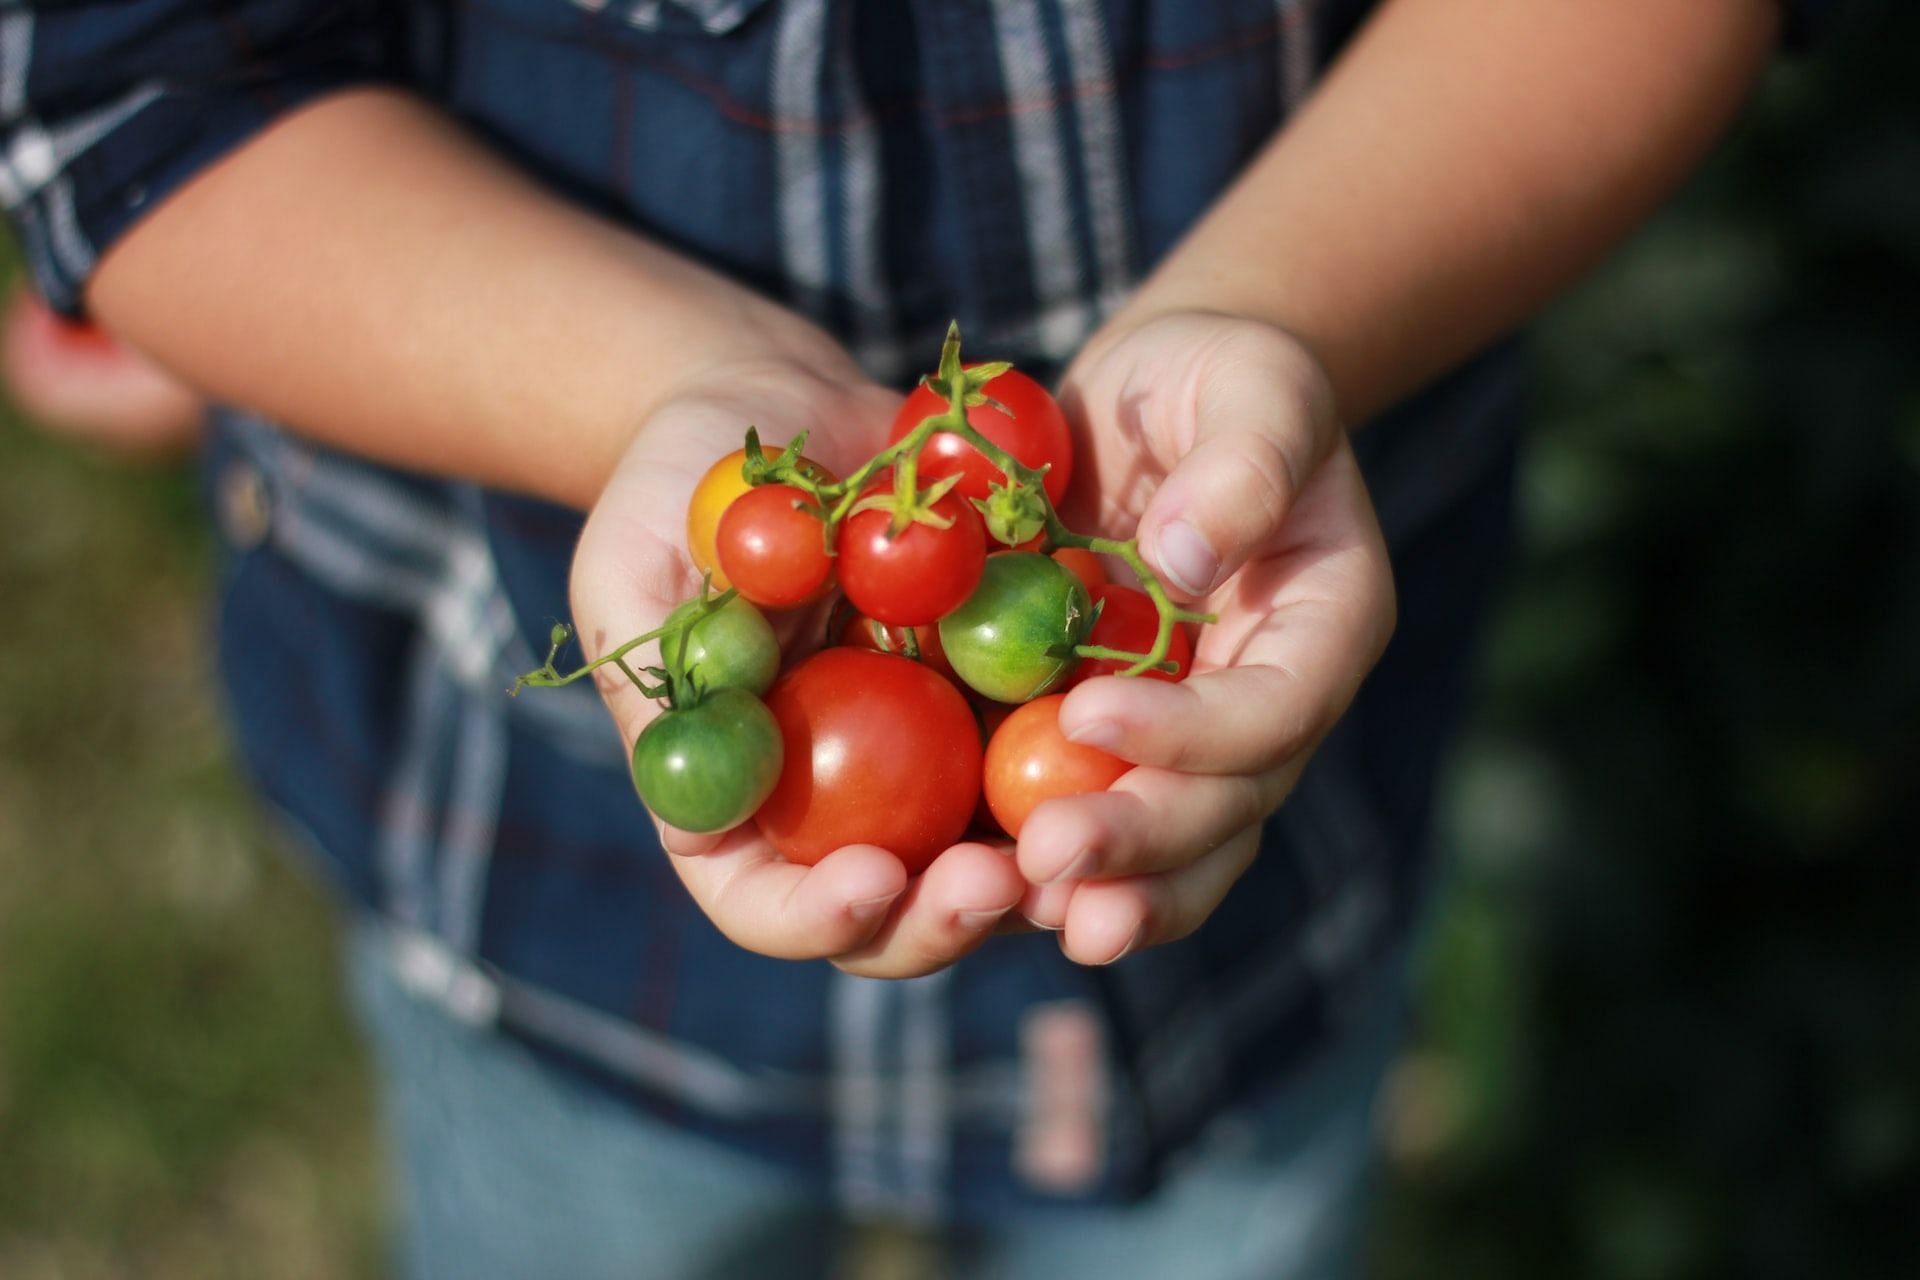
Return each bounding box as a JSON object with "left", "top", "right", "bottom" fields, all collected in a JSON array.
[
  {"left": 846, "top": 469, "right": 968, "bottom": 537},
  {"left": 919, "top": 356, "right": 1015, "bottom": 418},
  {"left": 974, "top": 475, "right": 1050, "bottom": 547},
  {"left": 739, "top": 425, "right": 835, "bottom": 494}
]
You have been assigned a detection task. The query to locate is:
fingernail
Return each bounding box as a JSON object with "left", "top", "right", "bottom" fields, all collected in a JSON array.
[
  {"left": 1153, "top": 520, "right": 1218, "bottom": 596},
  {"left": 957, "top": 907, "right": 1011, "bottom": 932},
  {"left": 849, "top": 891, "right": 903, "bottom": 924},
  {"left": 1022, "top": 914, "right": 1064, "bottom": 932},
  {"left": 1043, "top": 847, "right": 1096, "bottom": 885},
  {"left": 1095, "top": 925, "right": 1144, "bottom": 967},
  {"left": 1062, "top": 719, "right": 1121, "bottom": 751}
]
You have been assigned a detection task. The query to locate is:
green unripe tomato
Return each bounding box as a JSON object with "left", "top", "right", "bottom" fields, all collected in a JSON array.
[
  {"left": 630, "top": 688, "right": 783, "bottom": 832},
  {"left": 665, "top": 596, "right": 780, "bottom": 696},
  {"left": 938, "top": 552, "right": 1092, "bottom": 703}
]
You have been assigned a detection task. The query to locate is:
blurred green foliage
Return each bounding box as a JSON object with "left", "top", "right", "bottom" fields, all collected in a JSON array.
[
  {"left": 0, "top": 6, "right": 1915, "bottom": 1276},
  {"left": 0, "top": 299, "right": 385, "bottom": 1274},
  {"left": 1374, "top": 6, "right": 1920, "bottom": 1278}
]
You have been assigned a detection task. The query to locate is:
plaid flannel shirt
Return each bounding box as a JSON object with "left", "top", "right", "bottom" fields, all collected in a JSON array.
[{"left": 0, "top": 0, "right": 1833, "bottom": 1219}]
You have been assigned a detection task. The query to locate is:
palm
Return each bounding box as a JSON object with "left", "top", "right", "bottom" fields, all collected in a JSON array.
[
  {"left": 1066, "top": 365, "right": 1383, "bottom": 689},
  {"left": 1007, "top": 314, "right": 1395, "bottom": 965},
  {"left": 568, "top": 363, "right": 1027, "bottom": 974}
]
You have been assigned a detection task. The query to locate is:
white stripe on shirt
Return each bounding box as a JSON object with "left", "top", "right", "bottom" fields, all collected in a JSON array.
[
  {"left": 1060, "top": 0, "right": 1135, "bottom": 312},
  {"left": 991, "top": 0, "right": 1093, "bottom": 357},
  {"left": 1280, "top": 0, "right": 1319, "bottom": 111},
  {"left": 772, "top": 0, "right": 833, "bottom": 321}
]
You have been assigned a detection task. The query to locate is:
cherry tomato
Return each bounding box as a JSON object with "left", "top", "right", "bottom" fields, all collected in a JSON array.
[
  {"left": 686, "top": 446, "right": 834, "bottom": 590},
  {"left": 837, "top": 606, "right": 957, "bottom": 682},
  {"left": 631, "top": 688, "right": 783, "bottom": 833},
  {"left": 888, "top": 366, "right": 1073, "bottom": 506},
  {"left": 715, "top": 484, "right": 835, "bottom": 609},
  {"left": 663, "top": 595, "right": 781, "bottom": 696},
  {"left": 1075, "top": 583, "right": 1193, "bottom": 684},
  {"left": 939, "top": 552, "right": 1092, "bottom": 703},
  {"left": 1051, "top": 547, "right": 1108, "bottom": 596},
  {"left": 838, "top": 491, "right": 987, "bottom": 627},
  {"left": 755, "top": 649, "right": 982, "bottom": 873},
  {"left": 983, "top": 695, "right": 1132, "bottom": 838}
]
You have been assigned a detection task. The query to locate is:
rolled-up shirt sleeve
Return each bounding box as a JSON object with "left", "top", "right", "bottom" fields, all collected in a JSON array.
[{"left": 0, "top": 1, "right": 398, "bottom": 316}]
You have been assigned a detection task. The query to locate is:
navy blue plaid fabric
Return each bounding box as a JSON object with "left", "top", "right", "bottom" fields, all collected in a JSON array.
[{"left": 0, "top": 0, "right": 1820, "bottom": 1219}]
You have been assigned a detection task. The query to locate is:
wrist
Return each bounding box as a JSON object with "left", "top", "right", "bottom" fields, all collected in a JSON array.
[
  {"left": 570, "top": 289, "right": 868, "bottom": 509},
  {"left": 592, "top": 337, "right": 897, "bottom": 512}
]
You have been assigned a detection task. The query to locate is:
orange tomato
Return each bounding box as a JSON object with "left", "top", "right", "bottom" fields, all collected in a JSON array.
[
  {"left": 982, "top": 694, "right": 1131, "bottom": 838},
  {"left": 685, "top": 445, "right": 834, "bottom": 590}
]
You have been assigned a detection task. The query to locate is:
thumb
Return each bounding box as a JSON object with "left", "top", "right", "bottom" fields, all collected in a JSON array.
[{"left": 1134, "top": 330, "right": 1338, "bottom": 598}]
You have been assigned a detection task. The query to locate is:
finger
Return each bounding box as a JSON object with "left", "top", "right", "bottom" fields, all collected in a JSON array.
[
  {"left": 1060, "top": 453, "right": 1394, "bottom": 775},
  {"left": 1133, "top": 328, "right": 1338, "bottom": 597},
  {"left": 661, "top": 824, "right": 727, "bottom": 856},
  {"left": 1055, "top": 607, "right": 1362, "bottom": 776},
  {"left": 1056, "top": 827, "right": 1262, "bottom": 967},
  {"left": 1015, "top": 765, "right": 1294, "bottom": 885},
  {"left": 831, "top": 843, "right": 1028, "bottom": 980},
  {"left": 1014, "top": 878, "right": 1075, "bottom": 932},
  {"left": 667, "top": 834, "right": 908, "bottom": 960}
]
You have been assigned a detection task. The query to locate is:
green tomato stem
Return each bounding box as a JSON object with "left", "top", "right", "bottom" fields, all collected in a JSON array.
[
  {"left": 1070, "top": 644, "right": 1181, "bottom": 675},
  {"left": 507, "top": 585, "right": 736, "bottom": 705},
  {"left": 935, "top": 409, "right": 1216, "bottom": 679}
]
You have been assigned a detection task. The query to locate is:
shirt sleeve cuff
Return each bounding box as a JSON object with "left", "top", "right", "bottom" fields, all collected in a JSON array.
[{"left": 10, "top": 70, "right": 389, "bottom": 319}]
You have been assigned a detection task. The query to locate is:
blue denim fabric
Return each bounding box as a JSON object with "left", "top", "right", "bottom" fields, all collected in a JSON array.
[
  {"left": 5, "top": 0, "right": 1544, "bottom": 1220},
  {"left": 348, "top": 917, "right": 1405, "bottom": 1279}
]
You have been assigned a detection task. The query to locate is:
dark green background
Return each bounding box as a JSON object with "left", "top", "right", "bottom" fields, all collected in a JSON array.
[{"left": 1, "top": 6, "right": 1914, "bottom": 1275}]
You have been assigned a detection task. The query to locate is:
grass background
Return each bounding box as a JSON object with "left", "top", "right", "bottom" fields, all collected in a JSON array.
[{"left": 1, "top": 7, "right": 1916, "bottom": 1275}]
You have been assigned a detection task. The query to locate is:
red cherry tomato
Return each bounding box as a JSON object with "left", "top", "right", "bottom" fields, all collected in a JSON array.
[
  {"left": 1075, "top": 583, "right": 1193, "bottom": 684},
  {"left": 888, "top": 366, "right": 1074, "bottom": 507},
  {"left": 755, "top": 649, "right": 983, "bottom": 873},
  {"left": 983, "top": 694, "right": 1131, "bottom": 838},
  {"left": 714, "top": 484, "right": 835, "bottom": 609},
  {"left": 838, "top": 491, "right": 987, "bottom": 626},
  {"left": 837, "top": 607, "right": 958, "bottom": 683},
  {"left": 1051, "top": 547, "right": 1108, "bottom": 597},
  {"left": 686, "top": 445, "right": 834, "bottom": 590}
]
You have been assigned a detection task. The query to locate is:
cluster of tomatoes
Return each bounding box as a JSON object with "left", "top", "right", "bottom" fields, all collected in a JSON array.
[{"left": 518, "top": 331, "right": 1198, "bottom": 875}]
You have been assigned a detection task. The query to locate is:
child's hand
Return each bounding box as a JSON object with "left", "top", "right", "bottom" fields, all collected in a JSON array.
[
  {"left": 568, "top": 354, "right": 1027, "bottom": 978},
  {"left": 1015, "top": 313, "right": 1396, "bottom": 964}
]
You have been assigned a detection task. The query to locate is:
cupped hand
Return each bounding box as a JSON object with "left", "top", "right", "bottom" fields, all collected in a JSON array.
[
  {"left": 1015, "top": 312, "right": 1396, "bottom": 964},
  {"left": 568, "top": 353, "right": 1026, "bottom": 978}
]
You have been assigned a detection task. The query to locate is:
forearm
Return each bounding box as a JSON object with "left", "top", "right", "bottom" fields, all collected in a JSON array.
[
  {"left": 1106, "top": 0, "right": 1780, "bottom": 424},
  {"left": 86, "top": 88, "right": 846, "bottom": 509}
]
